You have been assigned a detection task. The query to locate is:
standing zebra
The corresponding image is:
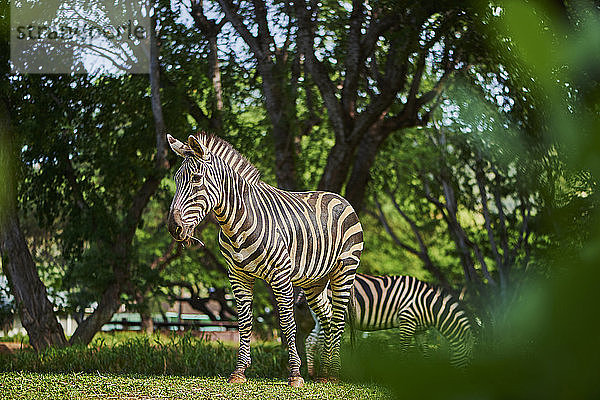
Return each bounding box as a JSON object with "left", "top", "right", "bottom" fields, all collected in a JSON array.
[
  {"left": 166, "top": 133, "right": 363, "bottom": 387},
  {"left": 306, "top": 273, "right": 474, "bottom": 376}
]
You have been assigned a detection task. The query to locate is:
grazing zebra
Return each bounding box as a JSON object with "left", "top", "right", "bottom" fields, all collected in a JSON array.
[
  {"left": 306, "top": 273, "right": 474, "bottom": 376},
  {"left": 166, "top": 133, "right": 363, "bottom": 387}
]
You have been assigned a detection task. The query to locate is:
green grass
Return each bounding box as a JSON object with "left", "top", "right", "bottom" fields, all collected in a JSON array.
[
  {"left": 0, "top": 372, "right": 390, "bottom": 400},
  {"left": 0, "top": 334, "right": 391, "bottom": 399},
  {"left": 0, "top": 334, "right": 288, "bottom": 378}
]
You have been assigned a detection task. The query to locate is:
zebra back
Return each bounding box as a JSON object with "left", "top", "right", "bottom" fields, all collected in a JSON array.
[{"left": 353, "top": 274, "right": 474, "bottom": 367}]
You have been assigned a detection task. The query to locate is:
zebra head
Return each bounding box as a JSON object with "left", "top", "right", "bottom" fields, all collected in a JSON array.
[{"left": 167, "top": 134, "right": 220, "bottom": 244}]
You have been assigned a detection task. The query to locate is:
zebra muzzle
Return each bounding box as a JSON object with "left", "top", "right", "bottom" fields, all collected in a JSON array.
[{"left": 168, "top": 208, "right": 187, "bottom": 240}]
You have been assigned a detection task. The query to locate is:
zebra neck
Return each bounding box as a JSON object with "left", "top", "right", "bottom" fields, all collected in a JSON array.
[{"left": 213, "top": 169, "right": 256, "bottom": 239}]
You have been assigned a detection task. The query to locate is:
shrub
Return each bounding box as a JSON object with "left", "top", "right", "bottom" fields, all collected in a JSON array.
[{"left": 0, "top": 333, "right": 289, "bottom": 379}]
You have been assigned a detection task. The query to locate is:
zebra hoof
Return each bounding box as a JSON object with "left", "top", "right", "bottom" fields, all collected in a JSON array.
[
  {"left": 227, "top": 372, "right": 247, "bottom": 384},
  {"left": 316, "top": 376, "right": 338, "bottom": 384},
  {"left": 288, "top": 376, "right": 305, "bottom": 388}
]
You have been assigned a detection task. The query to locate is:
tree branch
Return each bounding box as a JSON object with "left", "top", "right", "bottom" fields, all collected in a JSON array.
[
  {"left": 350, "top": 36, "right": 411, "bottom": 141},
  {"left": 150, "top": 239, "right": 181, "bottom": 271},
  {"left": 217, "top": 0, "right": 264, "bottom": 59},
  {"left": 252, "top": 0, "right": 275, "bottom": 55},
  {"left": 473, "top": 157, "right": 503, "bottom": 270},
  {"left": 293, "top": 0, "right": 346, "bottom": 140},
  {"left": 359, "top": 14, "right": 397, "bottom": 63},
  {"left": 150, "top": 15, "right": 169, "bottom": 171},
  {"left": 368, "top": 204, "right": 420, "bottom": 257},
  {"left": 385, "top": 189, "right": 451, "bottom": 289},
  {"left": 190, "top": 0, "right": 224, "bottom": 130},
  {"left": 513, "top": 196, "right": 531, "bottom": 259},
  {"left": 160, "top": 71, "right": 212, "bottom": 127},
  {"left": 341, "top": 0, "right": 365, "bottom": 118},
  {"left": 490, "top": 165, "right": 510, "bottom": 266},
  {"left": 437, "top": 163, "right": 496, "bottom": 286},
  {"left": 123, "top": 14, "right": 171, "bottom": 242},
  {"left": 422, "top": 178, "right": 488, "bottom": 287}
]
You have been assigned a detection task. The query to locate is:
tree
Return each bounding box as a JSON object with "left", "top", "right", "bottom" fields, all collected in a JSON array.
[
  {"left": 0, "top": 0, "right": 67, "bottom": 350},
  {"left": 215, "top": 0, "right": 302, "bottom": 189},
  {"left": 365, "top": 70, "right": 581, "bottom": 327},
  {"left": 2, "top": 0, "right": 277, "bottom": 345},
  {"left": 66, "top": 15, "right": 171, "bottom": 344},
  {"left": 212, "top": 1, "right": 493, "bottom": 210},
  {"left": 4, "top": 8, "right": 174, "bottom": 345},
  {"left": 292, "top": 0, "right": 488, "bottom": 211},
  {"left": 0, "top": 94, "right": 68, "bottom": 351}
]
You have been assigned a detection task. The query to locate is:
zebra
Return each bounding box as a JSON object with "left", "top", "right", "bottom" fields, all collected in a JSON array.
[
  {"left": 305, "top": 273, "right": 474, "bottom": 376},
  {"left": 166, "top": 133, "right": 363, "bottom": 387}
]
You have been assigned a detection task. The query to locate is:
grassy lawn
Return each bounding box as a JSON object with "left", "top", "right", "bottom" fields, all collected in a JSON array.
[
  {"left": 0, "top": 334, "right": 393, "bottom": 399},
  {"left": 0, "top": 372, "right": 390, "bottom": 400}
]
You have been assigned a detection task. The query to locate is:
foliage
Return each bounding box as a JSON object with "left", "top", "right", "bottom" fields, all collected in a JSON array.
[
  {"left": 368, "top": 95, "right": 542, "bottom": 311},
  {"left": 340, "top": 2, "right": 600, "bottom": 399},
  {"left": 3, "top": 1, "right": 276, "bottom": 331},
  {"left": 0, "top": 334, "right": 283, "bottom": 377},
  {"left": 360, "top": 1, "right": 600, "bottom": 336}
]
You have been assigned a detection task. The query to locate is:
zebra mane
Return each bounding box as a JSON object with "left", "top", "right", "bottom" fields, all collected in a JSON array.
[{"left": 197, "top": 133, "right": 262, "bottom": 185}]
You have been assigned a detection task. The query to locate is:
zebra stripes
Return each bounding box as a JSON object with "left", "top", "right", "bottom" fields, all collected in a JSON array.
[
  {"left": 167, "top": 133, "right": 363, "bottom": 387},
  {"left": 306, "top": 273, "right": 474, "bottom": 375}
]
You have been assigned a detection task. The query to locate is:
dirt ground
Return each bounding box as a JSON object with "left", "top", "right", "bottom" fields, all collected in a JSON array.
[{"left": 0, "top": 342, "right": 29, "bottom": 354}]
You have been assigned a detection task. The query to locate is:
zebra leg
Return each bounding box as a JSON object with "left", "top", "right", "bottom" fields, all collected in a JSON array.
[
  {"left": 272, "top": 278, "right": 304, "bottom": 387},
  {"left": 305, "top": 326, "right": 319, "bottom": 378},
  {"left": 327, "top": 269, "right": 357, "bottom": 380},
  {"left": 303, "top": 283, "right": 332, "bottom": 380},
  {"left": 441, "top": 314, "right": 474, "bottom": 368},
  {"left": 397, "top": 311, "right": 418, "bottom": 354},
  {"left": 228, "top": 270, "right": 255, "bottom": 384},
  {"left": 449, "top": 339, "right": 473, "bottom": 368}
]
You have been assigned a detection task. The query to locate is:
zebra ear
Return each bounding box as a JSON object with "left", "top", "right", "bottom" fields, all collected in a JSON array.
[
  {"left": 187, "top": 135, "right": 209, "bottom": 161},
  {"left": 167, "top": 134, "right": 190, "bottom": 158}
]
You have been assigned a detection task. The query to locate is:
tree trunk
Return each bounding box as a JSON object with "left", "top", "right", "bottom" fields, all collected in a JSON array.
[
  {"left": 0, "top": 97, "right": 67, "bottom": 351},
  {"left": 271, "top": 121, "right": 298, "bottom": 190},
  {"left": 214, "top": 1, "right": 299, "bottom": 190},
  {"left": 318, "top": 142, "right": 354, "bottom": 193},
  {"left": 258, "top": 62, "right": 299, "bottom": 190},
  {"left": 344, "top": 123, "right": 389, "bottom": 212},
  {"left": 190, "top": 1, "right": 223, "bottom": 132},
  {"left": 0, "top": 212, "right": 68, "bottom": 351},
  {"left": 69, "top": 281, "right": 121, "bottom": 345},
  {"left": 70, "top": 15, "right": 169, "bottom": 345},
  {"left": 207, "top": 32, "right": 224, "bottom": 132},
  {"left": 140, "top": 312, "right": 154, "bottom": 335}
]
